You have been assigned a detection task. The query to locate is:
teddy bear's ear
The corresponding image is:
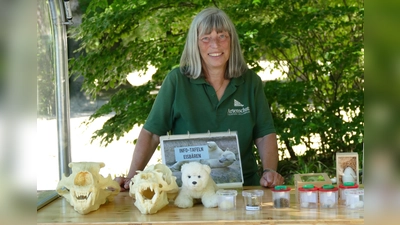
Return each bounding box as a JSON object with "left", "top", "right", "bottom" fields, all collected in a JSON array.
[
  {"left": 202, "top": 164, "right": 211, "bottom": 174},
  {"left": 180, "top": 162, "right": 188, "bottom": 172}
]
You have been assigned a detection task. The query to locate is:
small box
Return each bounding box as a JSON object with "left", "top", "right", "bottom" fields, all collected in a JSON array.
[
  {"left": 217, "top": 189, "right": 237, "bottom": 210},
  {"left": 319, "top": 184, "right": 339, "bottom": 208},
  {"left": 298, "top": 184, "right": 319, "bottom": 208},
  {"left": 271, "top": 185, "right": 291, "bottom": 208},
  {"left": 294, "top": 173, "right": 331, "bottom": 202}
]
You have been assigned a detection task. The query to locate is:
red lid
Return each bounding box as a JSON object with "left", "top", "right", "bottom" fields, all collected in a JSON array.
[
  {"left": 339, "top": 182, "right": 359, "bottom": 189},
  {"left": 318, "top": 184, "right": 338, "bottom": 192},
  {"left": 298, "top": 184, "right": 318, "bottom": 192}
]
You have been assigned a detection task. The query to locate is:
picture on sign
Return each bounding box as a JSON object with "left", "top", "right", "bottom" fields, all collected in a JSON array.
[
  {"left": 160, "top": 131, "right": 243, "bottom": 188},
  {"left": 336, "top": 152, "right": 359, "bottom": 186}
]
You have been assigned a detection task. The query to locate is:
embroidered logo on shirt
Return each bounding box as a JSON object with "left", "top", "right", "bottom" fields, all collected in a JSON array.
[
  {"left": 234, "top": 99, "right": 244, "bottom": 107},
  {"left": 227, "top": 107, "right": 250, "bottom": 115},
  {"left": 228, "top": 99, "right": 250, "bottom": 116}
]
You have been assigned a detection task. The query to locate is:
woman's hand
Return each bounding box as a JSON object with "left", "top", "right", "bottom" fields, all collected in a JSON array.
[
  {"left": 260, "top": 170, "right": 284, "bottom": 188},
  {"left": 114, "top": 176, "right": 132, "bottom": 192}
]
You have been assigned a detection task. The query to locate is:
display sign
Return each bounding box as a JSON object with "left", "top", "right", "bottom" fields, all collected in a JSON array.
[
  {"left": 160, "top": 131, "right": 243, "bottom": 188},
  {"left": 174, "top": 145, "right": 209, "bottom": 161}
]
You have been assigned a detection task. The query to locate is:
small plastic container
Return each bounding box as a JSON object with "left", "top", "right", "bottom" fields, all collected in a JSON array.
[
  {"left": 216, "top": 189, "right": 238, "bottom": 210},
  {"left": 319, "top": 184, "right": 339, "bottom": 208},
  {"left": 271, "top": 185, "right": 291, "bottom": 208},
  {"left": 345, "top": 189, "right": 364, "bottom": 209},
  {"left": 339, "top": 182, "right": 359, "bottom": 205},
  {"left": 242, "top": 190, "right": 264, "bottom": 210},
  {"left": 298, "top": 184, "right": 318, "bottom": 208}
]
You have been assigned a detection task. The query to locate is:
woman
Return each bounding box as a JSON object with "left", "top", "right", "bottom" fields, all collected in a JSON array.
[{"left": 118, "top": 7, "right": 284, "bottom": 190}]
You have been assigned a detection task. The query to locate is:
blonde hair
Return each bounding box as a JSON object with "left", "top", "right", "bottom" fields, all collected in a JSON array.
[{"left": 180, "top": 7, "right": 248, "bottom": 79}]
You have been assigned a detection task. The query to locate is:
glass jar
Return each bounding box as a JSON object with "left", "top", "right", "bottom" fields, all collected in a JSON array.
[
  {"left": 216, "top": 189, "right": 238, "bottom": 210},
  {"left": 242, "top": 190, "right": 264, "bottom": 210},
  {"left": 271, "top": 185, "right": 291, "bottom": 208},
  {"left": 345, "top": 189, "right": 364, "bottom": 209},
  {"left": 298, "top": 184, "right": 318, "bottom": 208},
  {"left": 319, "top": 184, "right": 338, "bottom": 208},
  {"left": 339, "top": 182, "right": 359, "bottom": 205}
]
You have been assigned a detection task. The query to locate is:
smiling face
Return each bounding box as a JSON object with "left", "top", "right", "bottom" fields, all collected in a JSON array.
[{"left": 198, "top": 29, "right": 230, "bottom": 72}]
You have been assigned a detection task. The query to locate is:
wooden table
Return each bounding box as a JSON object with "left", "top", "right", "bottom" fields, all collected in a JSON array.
[{"left": 37, "top": 187, "right": 364, "bottom": 225}]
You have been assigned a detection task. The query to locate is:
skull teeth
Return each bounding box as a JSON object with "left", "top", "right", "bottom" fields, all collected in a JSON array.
[
  {"left": 75, "top": 192, "right": 91, "bottom": 200},
  {"left": 137, "top": 184, "right": 158, "bottom": 202}
]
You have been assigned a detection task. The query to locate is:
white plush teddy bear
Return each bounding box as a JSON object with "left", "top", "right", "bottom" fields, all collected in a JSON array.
[{"left": 174, "top": 161, "right": 218, "bottom": 208}]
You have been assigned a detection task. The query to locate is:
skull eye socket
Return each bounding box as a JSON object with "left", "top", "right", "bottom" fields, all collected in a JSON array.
[
  {"left": 188, "top": 176, "right": 191, "bottom": 178},
  {"left": 60, "top": 186, "right": 70, "bottom": 192}
]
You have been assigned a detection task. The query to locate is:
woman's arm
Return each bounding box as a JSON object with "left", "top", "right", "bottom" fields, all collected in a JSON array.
[
  {"left": 118, "top": 128, "right": 160, "bottom": 190},
  {"left": 255, "top": 133, "right": 284, "bottom": 187}
]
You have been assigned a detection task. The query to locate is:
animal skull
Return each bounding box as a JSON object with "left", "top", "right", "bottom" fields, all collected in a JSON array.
[
  {"left": 56, "top": 162, "right": 120, "bottom": 214},
  {"left": 129, "top": 164, "right": 179, "bottom": 214}
]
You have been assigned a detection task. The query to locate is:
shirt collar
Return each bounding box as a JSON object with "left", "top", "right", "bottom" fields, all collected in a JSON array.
[
  {"left": 190, "top": 75, "right": 245, "bottom": 86},
  {"left": 190, "top": 76, "right": 207, "bottom": 85}
]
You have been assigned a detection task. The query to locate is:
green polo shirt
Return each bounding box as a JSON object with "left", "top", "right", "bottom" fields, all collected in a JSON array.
[{"left": 143, "top": 67, "right": 276, "bottom": 185}]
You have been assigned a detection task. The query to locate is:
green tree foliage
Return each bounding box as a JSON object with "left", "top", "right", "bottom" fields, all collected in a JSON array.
[
  {"left": 262, "top": 0, "right": 364, "bottom": 182},
  {"left": 70, "top": 0, "right": 364, "bottom": 180},
  {"left": 70, "top": 0, "right": 208, "bottom": 143}
]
